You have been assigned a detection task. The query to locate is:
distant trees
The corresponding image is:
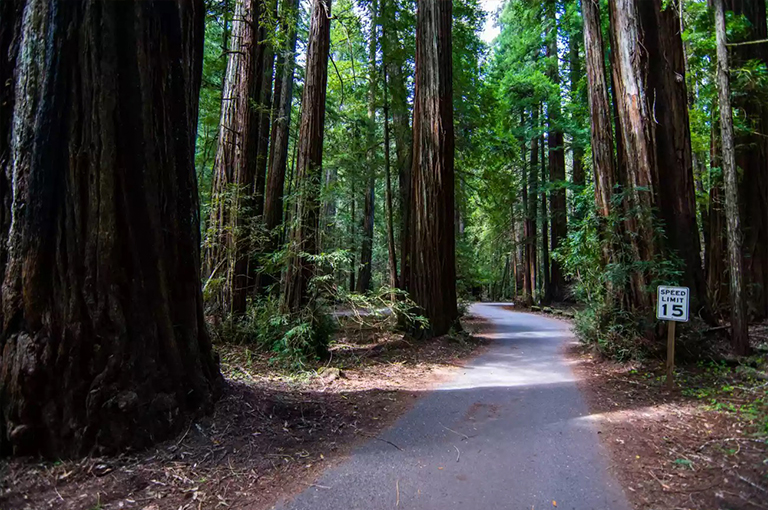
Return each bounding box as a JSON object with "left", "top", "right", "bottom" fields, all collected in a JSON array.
[{"left": 0, "top": 0, "right": 220, "bottom": 457}]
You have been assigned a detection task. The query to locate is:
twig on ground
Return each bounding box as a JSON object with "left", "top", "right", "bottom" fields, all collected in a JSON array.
[
  {"left": 439, "top": 422, "right": 469, "bottom": 441},
  {"left": 454, "top": 445, "right": 460, "bottom": 463},
  {"left": 736, "top": 473, "right": 768, "bottom": 494},
  {"left": 311, "top": 484, "right": 331, "bottom": 490},
  {"left": 697, "top": 437, "right": 768, "bottom": 451},
  {"left": 396, "top": 479, "right": 400, "bottom": 507}
]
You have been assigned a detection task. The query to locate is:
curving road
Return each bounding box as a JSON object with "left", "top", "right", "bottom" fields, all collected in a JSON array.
[{"left": 274, "top": 303, "right": 630, "bottom": 510}]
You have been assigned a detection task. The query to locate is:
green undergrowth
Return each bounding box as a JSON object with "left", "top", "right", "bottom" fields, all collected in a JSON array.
[
  {"left": 211, "top": 286, "right": 429, "bottom": 368},
  {"left": 678, "top": 359, "right": 768, "bottom": 437}
]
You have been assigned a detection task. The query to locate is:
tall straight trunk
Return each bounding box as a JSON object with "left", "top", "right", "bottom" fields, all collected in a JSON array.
[
  {"left": 254, "top": 6, "right": 277, "bottom": 218},
  {"left": 357, "top": 0, "right": 378, "bottom": 293},
  {"left": 641, "top": 1, "right": 710, "bottom": 319},
  {"left": 608, "top": 0, "right": 708, "bottom": 318},
  {"left": 520, "top": 124, "right": 531, "bottom": 303},
  {"left": 404, "top": 0, "right": 457, "bottom": 336},
  {"left": 525, "top": 108, "right": 539, "bottom": 305},
  {"left": 0, "top": 0, "right": 220, "bottom": 457},
  {"left": 569, "top": 28, "right": 585, "bottom": 188},
  {"left": 707, "top": 117, "right": 729, "bottom": 314},
  {"left": 582, "top": 0, "right": 617, "bottom": 219},
  {"left": 714, "top": 0, "right": 750, "bottom": 354},
  {"left": 540, "top": 132, "right": 551, "bottom": 304},
  {"left": 349, "top": 187, "right": 357, "bottom": 292},
  {"left": 546, "top": 1, "right": 567, "bottom": 302},
  {"left": 608, "top": 0, "right": 658, "bottom": 312},
  {"left": 383, "top": 69, "right": 399, "bottom": 289},
  {"left": 281, "top": 0, "right": 332, "bottom": 313},
  {"left": 203, "top": 0, "right": 262, "bottom": 316},
  {"left": 262, "top": 0, "right": 300, "bottom": 289},
  {"left": 725, "top": 0, "right": 768, "bottom": 319}
]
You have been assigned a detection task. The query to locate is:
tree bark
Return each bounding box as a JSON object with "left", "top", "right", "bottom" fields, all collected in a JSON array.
[
  {"left": 540, "top": 131, "right": 551, "bottom": 304},
  {"left": 707, "top": 116, "right": 729, "bottom": 315},
  {"left": 203, "top": 0, "right": 262, "bottom": 316},
  {"left": 0, "top": 0, "right": 220, "bottom": 457},
  {"left": 546, "top": 1, "right": 567, "bottom": 302},
  {"left": 281, "top": 0, "right": 332, "bottom": 313},
  {"left": 569, "top": 28, "right": 585, "bottom": 188},
  {"left": 404, "top": 0, "right": 458, "bottom": 337},
  {"left": 525, "top": 108, "right": 539, "bottom": 305},
  {"left": 383, "top": 69, "right": 399, "bottom": 289},
  {"left": 714, "top": 0, "right": 751, "bottom": 354},
  {"left": 254, "top": 0, "right": 277, "bottom": 218},
  {"left": 582, "top": 0, "right": 617, "bottom": 220},
  {"left": 640, "top": 0, "right": 710, "bottom": 320},
  {"left": 725, "top": 0, "right": 768, "bottom": 320},
  {"left": 262, "top": 0, "right": 300, "bottom": 289}
]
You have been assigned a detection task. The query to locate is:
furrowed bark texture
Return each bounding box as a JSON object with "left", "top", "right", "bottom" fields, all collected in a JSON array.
[
  {"left": 525, "top": 109, "right": 539, "bottom": 305},
  {"left": 405, "top": 0, "right": 458, "bottom": 336},
  {"left": 715, "top": 0, "right": 750, "bottom": 354},
  {"left": 203, "top": 0, "right": 261, "bottom": 316},
  {"left": 281, "top": 0, "right": 332, "bottom": 312},
  {"left": 0, "top": 0, "right": 221, "bottom": 457},
  {"left": 262, "top": 0, "right": 300, "bottom": 289},
  {"left": 640, "top": 1, "right": 709, "bottom": 319},
  {"left": 608, "top": 0, "right": 707, "bottom": 316},
  {"left": 725, "top": 0, "right": 768, "bottom": 319},
  {"left": 582, "top": 0, "right": 617, "bottom": 219}
]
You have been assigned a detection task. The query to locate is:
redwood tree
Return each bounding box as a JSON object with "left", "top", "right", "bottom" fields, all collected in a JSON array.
[
  {"left": 203, "top": 0, "right": 262, "bottom": 315},
  {"left": 282, "top": 0, "right": 332, "bottom": 312},
  {"left": 0, "top": 0, "right": 220, "bottom": 457},
  {"left": 403, "top": 0, "right": 458, "bottom": 337}
]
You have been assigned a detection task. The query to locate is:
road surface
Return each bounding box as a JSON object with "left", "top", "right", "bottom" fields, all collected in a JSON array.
[{"left": 275, "top": 303, "right": 630, "bottom": 510}]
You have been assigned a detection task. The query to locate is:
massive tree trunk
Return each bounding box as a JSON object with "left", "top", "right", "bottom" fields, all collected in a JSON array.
[
  {"left": 640, "top": 0, "right": 709, "bottom": 319},
  {"left": 281, "top": 0, "right": 332, "bottom": 313},
  {"left": 725, "top": 0, "right": 768, "bottom": 320},
  {"left": 608, "top": 0, "right": 708, "bottom": 318},
  {"left": 546, "top": 1, "right": 567, "bottom": 302},
  {"left": 582, "top": 0, "right": 617, "bottom": 220},
  {"left": 203, "top": 0, "right": 262, "bottom": 316},
  {"left": 262, "top": 0, "right": 300, "bottom": 289},
  {"left": 0, "top": 0, "right": 220, "bottom": 457},
  {"left": 404, "top": 0, "right": 457, "bottom": 337},
  {"left": 582, "top": 0, "right": 620, "bottom": 295},
  {"left": 356, "top": 0, "right": 378, "bottom": 293},
  {"left": 714, "top": 0, "right": 750, "bottom": 354}
]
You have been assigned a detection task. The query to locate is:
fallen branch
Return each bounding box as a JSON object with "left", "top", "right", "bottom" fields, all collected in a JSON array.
[{"left": 439, "top": 422, "right": 469, "bottom": 441}]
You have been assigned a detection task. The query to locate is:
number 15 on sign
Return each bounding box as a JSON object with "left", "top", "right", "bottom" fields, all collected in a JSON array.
[{"left": 657, "top": 286, "right": 690, "bottom": 390}]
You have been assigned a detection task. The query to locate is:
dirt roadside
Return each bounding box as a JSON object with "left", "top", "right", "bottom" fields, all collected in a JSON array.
[{"left": 569, "top": 341, "right": 768, "bottom": 510}]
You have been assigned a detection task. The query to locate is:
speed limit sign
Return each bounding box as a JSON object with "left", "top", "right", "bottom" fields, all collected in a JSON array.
[{"left": 656, "top": 286, "right": 690, "bottom": 322}]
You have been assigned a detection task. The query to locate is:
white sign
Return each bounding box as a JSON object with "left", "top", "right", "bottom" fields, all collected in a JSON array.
[{"left": 657, "top": 286, "right": 690, "bottom": 322}]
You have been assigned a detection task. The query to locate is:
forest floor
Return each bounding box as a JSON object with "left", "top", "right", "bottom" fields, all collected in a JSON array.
[
  {"left": 569, "top": 323, "right": 768, "bottom": 510},
  {"left": 0, "top": 315, "right": 491, "bottom": 510}
]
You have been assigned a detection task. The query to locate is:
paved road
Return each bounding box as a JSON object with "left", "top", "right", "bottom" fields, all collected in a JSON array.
[{"left": 275, "top": 304, "right": 630, "bottom": 510}]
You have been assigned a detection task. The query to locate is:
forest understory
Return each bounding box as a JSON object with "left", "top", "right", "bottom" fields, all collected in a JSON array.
[
  {"left": 0, "top": 315, "right": 491, "bottom": 510},
  {"left": 572, "top": 321, "right": 768, "bottom": 510}
]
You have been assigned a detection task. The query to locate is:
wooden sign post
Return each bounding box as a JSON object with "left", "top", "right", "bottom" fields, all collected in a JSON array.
[{"left": 656, "top": 286, "right": 690, "bottom": 389}]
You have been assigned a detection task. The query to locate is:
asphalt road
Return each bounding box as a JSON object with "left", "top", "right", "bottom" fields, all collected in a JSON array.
[{"left": 274, "top": 303, "right": 630, "bottom": 510}]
